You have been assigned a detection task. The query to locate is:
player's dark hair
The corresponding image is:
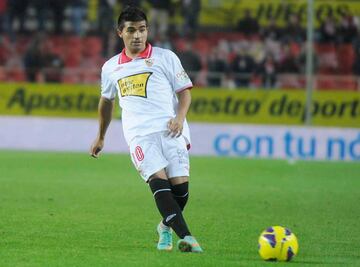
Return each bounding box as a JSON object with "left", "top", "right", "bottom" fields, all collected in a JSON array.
[{"left": 117, "top": 6, "right": 147, "bottom": 31}]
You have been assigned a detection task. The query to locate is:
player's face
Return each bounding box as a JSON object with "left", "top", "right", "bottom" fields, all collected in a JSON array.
[{"left": 118, "top": 21, "right": 148, "bottom": 54}]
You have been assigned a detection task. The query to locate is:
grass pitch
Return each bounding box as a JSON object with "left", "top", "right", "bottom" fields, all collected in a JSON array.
[{"left": 0, "top": 151, "right": 359, "bottom": 267}]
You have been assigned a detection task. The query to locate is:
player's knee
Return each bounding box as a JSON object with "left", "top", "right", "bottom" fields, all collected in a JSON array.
[
  {"left": 148, "top": 175, "right": 166, "bottom": 183},
  {"left": 149, "top": 177, "right": 171, "bottom": 197},
  {"left": 169, "top": 176, "right": 189, "bottom": 185},
  {"left": 148, "top": 169, "right": 168, "bottom": 182},
  {"left": 171, "top": 181, "right": 189, "bottom": 198}
]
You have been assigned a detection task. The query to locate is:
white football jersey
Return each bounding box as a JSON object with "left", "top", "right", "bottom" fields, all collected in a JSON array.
[{"left": 101, "top": 44, "right": 192, "bottom": 147}]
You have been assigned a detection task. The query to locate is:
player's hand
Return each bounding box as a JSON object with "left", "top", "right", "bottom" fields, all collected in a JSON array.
[
  {"left": 167, "top": 116, "right": 184, "bottom": 138},
  {"left": 90, "top": 137, "right": 104, "bottom": 158}
]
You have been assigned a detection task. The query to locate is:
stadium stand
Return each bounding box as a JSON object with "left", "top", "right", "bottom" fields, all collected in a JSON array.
[{"left": 0, "top": 1, "right": 359, "bottom": 91}]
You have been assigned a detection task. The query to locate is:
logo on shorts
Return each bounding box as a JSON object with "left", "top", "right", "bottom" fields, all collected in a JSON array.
[
  {"left": 135, "top": 146, "right": 144, "bottom": 161},
  {"left": 177, "top": 149, "right": 188, "bottom": 164},
  {"left": 177, "top": 149, "right": 186, "bottom": 158}
]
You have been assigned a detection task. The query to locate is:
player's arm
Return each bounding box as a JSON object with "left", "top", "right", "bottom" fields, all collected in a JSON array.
[
  {"left": 168, "top": 89, "right": 191, "bottom": 138},
  {"left": 90, "top": 97, "right": 114, "bottom": 158}
]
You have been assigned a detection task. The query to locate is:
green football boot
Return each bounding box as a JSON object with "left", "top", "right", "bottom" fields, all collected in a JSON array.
[
  {"left": 157, "top": 223, "right": 173, "bottom": 251},
  {"left": 177, "top": 235, "right": 203, "bottom": 253}
]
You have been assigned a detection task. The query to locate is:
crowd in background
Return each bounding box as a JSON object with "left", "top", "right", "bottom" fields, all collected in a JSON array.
[{"left": 1, "top": 0, "right": 360, "bottom": 90}]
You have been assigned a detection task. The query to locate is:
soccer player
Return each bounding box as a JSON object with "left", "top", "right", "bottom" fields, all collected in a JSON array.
[{"left": 90, "top": 6, "right": 203, "bottom": 253}]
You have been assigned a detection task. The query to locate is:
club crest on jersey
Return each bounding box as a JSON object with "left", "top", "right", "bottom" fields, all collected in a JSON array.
[
  {"left": 118, "top": 72, "right": 152, "bottom": 98},
  {"left": 144, "top": 58, "right": 154, "bottom": 67}
]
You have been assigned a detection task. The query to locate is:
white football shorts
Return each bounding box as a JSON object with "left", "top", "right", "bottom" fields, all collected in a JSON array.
[{"left": 129, "top": 131, "right": 190, "bottom": 182}]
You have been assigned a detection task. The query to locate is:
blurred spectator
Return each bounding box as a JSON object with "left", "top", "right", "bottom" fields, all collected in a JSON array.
[
  {"left": 217, "top": 39, "right": 231, "bottom": 56},
  {"left": 319, "top": 12, "right": 337, "bottom": 43},
  {"left": 79, "top": 54, "right": 102, "bottom": 84},
  {"left": 5, "top": 44, "right": 23, "bottom": 69},
  {"left": 69, "top": 0, "right": 88, "bottom": 36},
  {"left": 23, "top": 34, "right": 45, "bottom": 82},
  {"left": 98, "top": 0, "right": 116, "bottom": 57},
  {"left": 147, "top": 0, "right": 171, "bottom": 41},
  {"left": 23, "top": 34, "right": 64, "bottom": 83},
  {"left": 297, "top": 43, "right": 318, "bottom": 74},
  {"left": 237, "top": 9, "right": 259, "bottom": 36},
  {"left": 353, "top": 61, "right": 360, "bottom": 76},
  {"left": 248, "top": 41, "right": 265, "bottom": 64},
  {"left": 257, "top": 53, "right": 277, "bottom": 89},
  {"left": 49, "top": 0, "right": 67, "bottom": 33},
  {"left": 207, "top": 47, "right": 228, "bottom": 87},
  {"left": 177, "top": 42, "right": 202, "bottom": 83},
  {"left": 182, "top": 0, "right": 201, "bottom": 38},
  {"left": 353, "top": 32, "right": 360, "bottom": 56},
  {"left": 0, "top": 0, "right": 7, "bottom": 33},
  {"left": 352, "top": 32, "right": 360, "bottom": 75},
  {"left": 154, "top": 35, "right": 174, "bottom": 50},
  {"left": 282, "top": 14, "right": 305, "bottom": 43},
  {"left": 98, "top": 0, "right": 115, "bottom": 32},
  {"left": 353, "top": 55, "right": 360, "bottom": 76},
  {"left": 108, "top": 32, "right": 125, "bottom": 56},
  {"left": 230, "top": 49, "right": 256, "bottom": 87},
  {"left": 1, "top": 35, "right": 24, "bottom": 81},
  {"left": 278, "top": 43, "right": 299, "bottom": 73},
  {"left": 338, "top": 12, "right": 358, "bottom": 43},
  {"left": 33, "top": 0, "right": 67, "bottom": 33},
  {"left": 0, "top": 36, "right": 11, "bottom": 65},
  {"left": 32, "top": 0, "right": 46, "bottom": 32},
  {"left": 41, "top": 41, "right": 64, "bottom": 83},
  {"left": 7, "top": 0, "right": 29, "bottom": 34},
  {"left": 264, "top": 38, "right": 281, "bottom": 61},
  {"left": 120, "top": 0, "right": 142, "bottom": 7},
  {"left": 261, "top": 18, "right": 281, "bottom": 41}
]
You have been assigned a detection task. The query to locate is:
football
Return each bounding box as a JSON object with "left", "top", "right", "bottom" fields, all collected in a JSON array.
[{"left": 258, "top": 226, "right": 299, "bottom": 261}]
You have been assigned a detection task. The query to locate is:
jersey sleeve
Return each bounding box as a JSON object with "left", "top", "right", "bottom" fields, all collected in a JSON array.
[
  {"left": 100, "top": 66, "right": 117, "bottom": 100},
  {"left": 164, "top": 50, "right": 193, "bottom": 93}
]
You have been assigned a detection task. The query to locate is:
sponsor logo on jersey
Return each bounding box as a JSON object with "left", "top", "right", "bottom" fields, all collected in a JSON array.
[
  {"left": 176, "top": 70, "right": 189, "bottom": 81},
  {"left": 118, "top": 72, "right": 152, "bottom": 98}
]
